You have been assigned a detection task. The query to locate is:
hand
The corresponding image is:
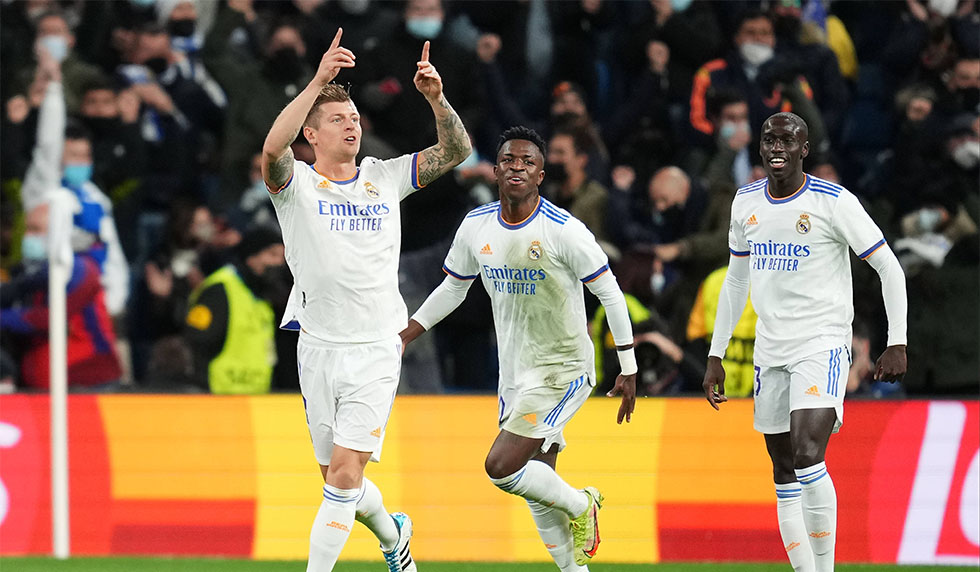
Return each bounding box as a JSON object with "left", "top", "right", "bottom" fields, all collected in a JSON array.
[
  {"left": 399, "top": 319, "right": 426, "bottom": 351},
  {"left": 414, "top": 41, "right": 443, "bottom": 101},
  {"left": 131, "top": 83, "right": 175, "bottom": 114},
  {"left": 227, "top": 0, "right": 257, "bottom": 22},
  {"left": 145, "top": 262, "right": 174, "bottom": 298},
  {"left": 702, "top": 356, "right": 728, "bottom": 410},
  {"left": 582, "top": 0, "right": 602, "bottom": 14},
  {"left": 874, "top": 345, "right": 907, "bottom": 383},
  {"left": 118, "top": 88, "right": 141, "bottom": 123},
  {"left": 651, "top": 0, "right": 673, "bottom": 25},
  {"left": 476, "top": 33, "right": 501, "bottom": 64},
  {"left": 35, "top": 42, "right": 62, "bottom": 83},
  {"left": 611, "top": 165, "right": 635, "bottom": 191},
  {"left": 314, "top": 28, "right": 356, "bottom": 87},
  {"left": 646, "top": 40, "right": 670, "bottom": 74},
  {"left": 6, "top": 96, "right": 30, "bottom": 124},
  {"left": 653, "top": 242, "right": 682, "bottom": 262},
  {"left": 607, "top": 373, "right": 636, "bottom": 424},
  {"left": 906, "top": 0, "right": 929, "bottom": 21}
]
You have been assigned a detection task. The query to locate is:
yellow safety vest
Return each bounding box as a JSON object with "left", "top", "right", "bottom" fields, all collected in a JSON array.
[{"left": 189, "top": 265, "right": 275, "bottom": 394}]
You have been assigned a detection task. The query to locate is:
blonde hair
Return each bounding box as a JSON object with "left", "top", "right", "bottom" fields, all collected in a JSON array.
[{"left": 304, "top": 83, "right": 352, "bottom": 128}]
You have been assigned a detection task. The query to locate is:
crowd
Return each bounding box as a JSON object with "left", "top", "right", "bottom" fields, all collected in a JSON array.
[{"left": 0, "top": 0, "right": 976, "bottom": 397}]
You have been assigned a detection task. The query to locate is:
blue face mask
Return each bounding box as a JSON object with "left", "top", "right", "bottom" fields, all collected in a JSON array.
[
  {"left": 39, "top": 35, "right": 68, "bottom": 63},
  {"left": 21, "top": 234, "right": 47, "bottom": 261},
  {"left": 63, "top": 163, "right": 93, "bottom": 187},
  {"left": 406, "top": 17, "right": 442, "bottom": 39},
  {"left": 671, "top": 0, "right": 694, "bottom": 12}
]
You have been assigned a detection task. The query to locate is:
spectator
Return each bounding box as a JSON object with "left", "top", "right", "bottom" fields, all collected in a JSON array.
[
  {"left": 696, "top": 88, "right": 755, "bottom": 188},
  {"left": 543, "top": 127, "right": 611, "bottom": 248},
  {"left": 936, "top": 56, "right": 980, "bottom": 117},
  {"left": 184, "top": 227, "right": 285, "bottom": 394},
  {"left": 0, "top": 203, "right": 122, "bottom": 391}
]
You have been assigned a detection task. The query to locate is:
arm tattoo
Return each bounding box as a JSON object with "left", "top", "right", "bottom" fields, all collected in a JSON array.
[
  {"left": 417, "top": 95, "right": 472, "bottom": 188},
  {"left": 267, "top": 147, "right": 295, "bottom": 191}
]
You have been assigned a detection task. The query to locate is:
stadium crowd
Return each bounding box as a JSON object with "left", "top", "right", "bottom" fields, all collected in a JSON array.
[{"left": 0, "top": 0, "right": 977, "bottom": 397}]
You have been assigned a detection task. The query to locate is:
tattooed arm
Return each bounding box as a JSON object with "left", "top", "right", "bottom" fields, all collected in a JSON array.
[
  {"left": 413, "top": 41, "right": 473, "bottom": 188},
  {"left": 262, "top": 29, "right": 355, "bottom": 192}
]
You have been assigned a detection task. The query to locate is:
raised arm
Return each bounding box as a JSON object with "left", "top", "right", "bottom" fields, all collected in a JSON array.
[
  {"left": 412, "top": 41, "right": 473, "bottom": 188},
  {"left": 22, "top": 47, "right": 64, "bottom": 214},
  {"left": 261, "top": 28, "right": 354, "bottom": 191}
]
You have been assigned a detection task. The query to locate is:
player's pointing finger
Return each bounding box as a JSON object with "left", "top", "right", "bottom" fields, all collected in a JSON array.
[
  {"left": 420, "top": 40, "right": 430, "bottom": 62},
  {"left": 329, "top": 27, "right": 343, "bottom": 51}
]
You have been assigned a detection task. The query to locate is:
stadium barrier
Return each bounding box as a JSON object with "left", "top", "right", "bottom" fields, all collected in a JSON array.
[{"left": 0, "top": 395, "right": 976, "bottom": 565}]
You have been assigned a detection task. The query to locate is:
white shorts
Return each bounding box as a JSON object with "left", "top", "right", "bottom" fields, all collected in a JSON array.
[
  {"left": 753, "top": 345, "right": 849, "bottom": 435},
  {"left": 297, "top": 331, "right": 402, "bottom": 465},
  {"left": 499, "top": 373, "right": 591, "bottom": 454}
]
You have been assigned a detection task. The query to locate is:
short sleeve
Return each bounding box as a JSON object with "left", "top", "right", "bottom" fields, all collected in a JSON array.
[
  {"left": 370, "top": 153, "right": 424, "bottom": 201},
  {"left": 558, "top": 218, "right": 610, "bottom": 283},
  {"left": 267, "top": 159, "right": 307, "bottom": 202},
  {"left": 728, "top": 202, "right": 749, "bottom": 257},
  {"left": 833, "top": 190, "right": 886, "bottom": 260},
  {"left": 443, "top": 222, "right": 480, "bottom": 280}
]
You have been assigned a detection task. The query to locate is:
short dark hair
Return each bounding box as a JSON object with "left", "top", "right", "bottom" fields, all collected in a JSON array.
[
  {"left": 551, "top": 126, "right": 591, "bottom": 156},
  {"left": 64, "top": 119, "right": 92, "bottom": 143},
  {"left": 496, "top": 126, "right": 546, "bottom": 159},
  {"left": 736, "top": 8, "right": 771, "bottom": 31},
  {"left": 304, "top": 83, "right": 353, "bottom": 128},
  {"left": 81, "top": 75, "right": 118, "bottom": 96},
  {"left": 706, "top": 88, "right": 747, "bottom": 121}
]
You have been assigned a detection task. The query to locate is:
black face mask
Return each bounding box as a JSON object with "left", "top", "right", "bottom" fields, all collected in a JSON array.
[
  {"left": 167, "top": 18, "right": 195, "bottom": 38},
  {"left": 266, "top": 48, "right": 304, "bottom": 82},
  {"left": 83, "top": 116, "right": 119, "bottom": 136},
  {"left": 544, "top": 162, "right": 568, "bottom": 183},
  {"left": 957, "top": 87, "right": 979, "bottom": 113},
  {"left": 773, "top": 15, "right": 801, "bottom": 42},
  {"left": 144, "top": 56, "right": 169, "bottom": 75}
]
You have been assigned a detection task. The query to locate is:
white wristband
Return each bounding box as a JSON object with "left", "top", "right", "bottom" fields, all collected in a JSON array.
[{"left": 617, "top": 348, "right": 638, "bottom": 376}]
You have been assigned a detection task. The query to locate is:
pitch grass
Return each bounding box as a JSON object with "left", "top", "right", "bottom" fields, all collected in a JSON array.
[{"left": 0, "top": 559, "right": 974, "bottom": 572}]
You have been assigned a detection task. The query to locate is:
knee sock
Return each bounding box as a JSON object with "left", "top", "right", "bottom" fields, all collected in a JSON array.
[
  {"left": 307, "top": 484, "right": 358, "bottom": 571},
  {"left": 775, "top": 482, "right": 816, "bottom": 572},
  {"left": 796, "top": 462, "right": 837, "bottom": 572},
  {"left": 489, "top": 460, "right": 589, "bottom": 518},
  {"left": 354, "top": 477, "right": 400, "bottom": 552},
  {"left": 527, "top": 500, "right": 588, "bottom": 571}
]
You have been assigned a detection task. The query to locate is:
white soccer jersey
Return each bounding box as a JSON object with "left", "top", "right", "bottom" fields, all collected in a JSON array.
[
  {"left": 270, "top": 154, "right": 423, "bottom": 342},
  {"left": 443, "top": 197, "right": 609, "bottom": 391},
  {"left": 728, "top": 175, "right": 887, "bottom": 366}
]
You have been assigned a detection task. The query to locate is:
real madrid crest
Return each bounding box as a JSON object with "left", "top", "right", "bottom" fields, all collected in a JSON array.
[
  {"left": 527, "top": 240, "right": 543, "bottom": 260},
  {"left": 364, "top": 181, "right": 380, "bottom": 199},
  {"left": 796, "top": 213, "right": 811, "bottom": 234}
]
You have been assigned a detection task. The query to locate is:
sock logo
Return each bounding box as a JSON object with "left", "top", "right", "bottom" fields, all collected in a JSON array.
[
  {"left": 805, "top": 385, "right": 821, "bottom": 396},
  {"left": 544, "top": 543, "right": 558, "bottom": 549},
  {"left": 785, "top": 542, "right": 800, "bottom": 552},
  {"left": 809, "top": 531, "right": 831, "bottom": 538},
  {"left": 326, "top": 521, "right": 350, "bottom": 532}
]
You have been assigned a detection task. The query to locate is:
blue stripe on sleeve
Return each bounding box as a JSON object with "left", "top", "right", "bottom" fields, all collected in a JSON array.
[
  {"left": 443, "top": 265, "right": 478, "bottom": 280},
  {"left": 581, "top": 264, "right": 610, "bottom": 283}
]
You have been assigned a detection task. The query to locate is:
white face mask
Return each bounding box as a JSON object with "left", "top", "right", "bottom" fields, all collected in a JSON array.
[
  {"left": 739, "top": 42, "right": 774, "bottom": 67},
  {"left": 39, "top": 34, "right": 69, "bottom": 63},
  {"left": 918, "top": 208, "right": 943, "bottom": 232},
  {"left": 952, "top": 140, "right": 980, "bottom": 169}
]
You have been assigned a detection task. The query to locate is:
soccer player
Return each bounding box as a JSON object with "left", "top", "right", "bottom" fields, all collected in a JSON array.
[
  {"left": 702, "top": 112, "right": 907, "bottom": 572},
  {"left": 261, "top": 29, "right": 471, "bottom": 571},
  {"left": 399, "top": 126, "right": 638, "bottom": 570}
]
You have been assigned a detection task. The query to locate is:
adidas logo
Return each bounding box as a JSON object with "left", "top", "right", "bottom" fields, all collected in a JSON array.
[
  {"left": 785, "top": 542, "right": 800, "bottom": 552},
  {"left": 370, "top": 427, "right": 382, "bottom": 438},
  {"left": 326, "top": 521, "right": 350, "bottom": 532},
  {"left": 317, "top": 180, "right": 330, "bottom": 189},
  {"left": 480, "top": 243, "right": 493, "bottom": 255},
  {"left": 747, "top": 214, "right": 759, "bottom": 225},
  {"left": 805, "top": 385, "right": 820, "bottom": 397},
  {"left": 523, "top": 413, "right": 537, "bottom": 425},
  {"left": 809, "top": 531, "right": 831, "bottom": 539}
]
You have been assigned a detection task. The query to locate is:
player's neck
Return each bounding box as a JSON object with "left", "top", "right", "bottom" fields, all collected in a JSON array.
[
  {"left": 768, "top": 171, "right": 807, "bottom": 198},
  {"left": 500, "top": 193, "right": 540, "bottom": 224},
  {"left": 313, "top": 154, "right": 358, "bottom": 182}
]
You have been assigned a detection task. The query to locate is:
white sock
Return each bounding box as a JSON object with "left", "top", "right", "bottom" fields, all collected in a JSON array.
[
  {"left": 354, "top": 477, "right": 400, "bottom": 552},
  {"left": 527, "top": 500, "right": 588, "bottom": 571},
  {"left": 776, "top": 482, "right": 816, "bottom": 572},
  {"left": 489, "top": 460, "right": 589, "bottom": 518},
  {"left": 796, "top": 462, "right": 837, "bottom": 572},
  {"left": 307, "top": 484, "right": 358, "bottom": 571}
]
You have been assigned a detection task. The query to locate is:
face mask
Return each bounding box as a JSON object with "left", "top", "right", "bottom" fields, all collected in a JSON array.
[
  {"left": 773, "top": 15, "right": 801, "bottom": 40},
  {"left": 21, "top": 234, "right": 47, "bottom": 261},
  {"left": 130, "top": 0, "right": 156, "bottom": 7},
  {"left": 650, "top": 270, "right": 666, "bottom": 295},
  {"left": 929, "top": 0, "right": 958, "bottom": 17},
  {"left": 84, "top": 116, "right": 119, "bottom": 135},
  {"left": 192, "top": 221, "right": 215, "bottom": 243},
  {"left": 917, "top": 208, "right": 942, "bottom": 232},
  {"left": 952, "top": 140, "right": 980, "bottom": 169},
  {"left": 167, "top": 18, "right": 195, "bottom": 38},
  {"left": 544, "top": 162, "right": 568, "bottom": 183},
  {"left": 406, "top": 17, "right": 442, "bottom": 40},
  {"left": 957, "top": 88, "right": 979, "bottom": 113},
  {"left": 39, "top": 35, "right": 68, "bottom": 63},
  {"left": 267, "top": 47, "right": 304, "bottom": 82},
  {"left": 62, "top": 163, "right": 93, "bottom": 187},
  {"left": 339, "top": 0, "right": 371, "bottom": 15},
  {"left": 719, "top": 120, "right": 749, "bottom": 141},
  {"left": 670, "top": 0, "right": 693, "bottom": 11},
  {"left": 739, "top": 42, "right": 774, "bottom": 67},
  {"left": 144, "top": 57, "right": 169, "bottom": 75}
]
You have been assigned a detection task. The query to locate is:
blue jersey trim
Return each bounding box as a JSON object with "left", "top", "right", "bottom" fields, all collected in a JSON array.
[
  {"left": 858, "top": 238, "right": 886, "bottom": 260},
  {"left": 730, "top": 248, "right": 750, "bottom": 257},
  {"left": 281, "top": 319, "right": 300, "bottom": 331},
  {"left": 467, "top": 201, "right": 501, "bottom": 218},
  {"left": 765, "top": 174, "right": 809, "bottom": 204},
  {"left": 736, "top": 178, "right": 767, "bottom": 195},
  {"left": 497, "top": 197, "right": 541, "bottom": 230},
  {"left": 581, "top": 264, "right": 610, "bottom": 283},
  {"left": 411, "top": 153, "right": 423, "bottom": 189},
  {"left": 443, "top": 265, "right": 478, "bottom": 280}
]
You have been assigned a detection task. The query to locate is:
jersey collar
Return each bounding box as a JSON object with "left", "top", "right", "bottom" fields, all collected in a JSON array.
[
  {"left": 497, "top": 197, "right": 541, "bottom": 230},
  {"left": 765, "top": 174, "right": 809, "bottom": 205}
]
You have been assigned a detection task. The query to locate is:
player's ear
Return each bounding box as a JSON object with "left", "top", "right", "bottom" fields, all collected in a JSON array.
[
  {"left": 303, "top": 125, "right": 315, "bottom": 145},
  {"left": 801, "top": 140, "right": 809, "bottom": 159}
]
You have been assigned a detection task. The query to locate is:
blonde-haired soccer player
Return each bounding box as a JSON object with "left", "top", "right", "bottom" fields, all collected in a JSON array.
[
  {"left": 703, "top": 112, "right": 907, "bottom": 572},
  {"left": 400, "top": 126, "right": 637, "bottom": 570},
  {"left": 262, "top": 29, "right": 471, "bottom": 572}
]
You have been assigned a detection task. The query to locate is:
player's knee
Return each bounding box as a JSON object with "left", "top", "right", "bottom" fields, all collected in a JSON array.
[
  {"left": 325, "top": 463, "right": 363, "bottom": 490},
  {"left": 484, "top": 453, "right": 519, "bottom": 481},
  {"left": 792, "top": 441, "right": 824, "bottom": 469}
]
